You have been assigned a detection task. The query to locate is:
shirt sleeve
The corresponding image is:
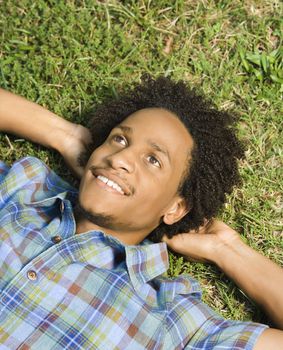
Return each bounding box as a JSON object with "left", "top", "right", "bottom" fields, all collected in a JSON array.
[
  {"left": 0, "top": 157, "right": 44, "bottom": 208},
  {"left": 0, "top": 156, "right": 77, "bottom": 211},
  {"left": 184, "top": 314, "right": 268, "bottom": 350},
  {"left": 165, "top": 284, "right": 268, "bottom": 350}
]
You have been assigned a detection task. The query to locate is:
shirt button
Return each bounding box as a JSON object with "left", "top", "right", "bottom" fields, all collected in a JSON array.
[
  {"left": 52, "top": 235, "right": 62, "bottom": 244},
  {"left": 60, "top": 201, "right": 65, "bottom": 213},
  {"left": 27, "top": 270, "right": 37, "bottom": 281}
]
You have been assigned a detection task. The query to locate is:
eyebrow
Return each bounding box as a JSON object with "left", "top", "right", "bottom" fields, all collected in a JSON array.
[
  {"left": 115, "top": 125, "right": 171, "bottom": 164},
  {"left": 148, "top": 140, "right": 171, "bottom": 164},
  {"left": 115, "top": 125, "right": 132, "bottom": 134}
]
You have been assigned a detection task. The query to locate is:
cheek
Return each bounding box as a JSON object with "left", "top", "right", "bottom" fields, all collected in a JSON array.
[
  {"left": 78, "top": 174, "right": 91, "bottom": 202},
  {"left": 87, "top": 146, "right": 108, "bottom": 165},
  {"left": 136, "top": 178, "right": 175, "bottom": 210}
]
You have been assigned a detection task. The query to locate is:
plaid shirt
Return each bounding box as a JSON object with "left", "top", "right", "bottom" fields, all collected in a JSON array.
[{"left": 0, "top": 157, "right": 267, "bottom": 349}]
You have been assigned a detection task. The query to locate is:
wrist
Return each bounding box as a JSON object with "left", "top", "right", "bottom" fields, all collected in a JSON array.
[
  {"left": 210, "top": 231, "right": 245, "bottom": 267},
  {"left": 49, "top": 118, "right": 77, "bottom": 154}
]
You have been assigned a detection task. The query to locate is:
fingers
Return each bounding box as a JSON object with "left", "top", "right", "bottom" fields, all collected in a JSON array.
[
  {"left": 74, "top": 166, "right": 84, "bottom": 179},
  {"left": 78, "top": 125, "right": 93, "bottom": 146}
]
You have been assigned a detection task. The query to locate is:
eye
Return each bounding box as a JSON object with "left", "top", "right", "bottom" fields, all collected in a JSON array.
[
  {"left": 146, "top": 155, "right": 161, "bottom": 168},
  {"left": 113, "top": 135, "right": 127, "bottom": 146}
]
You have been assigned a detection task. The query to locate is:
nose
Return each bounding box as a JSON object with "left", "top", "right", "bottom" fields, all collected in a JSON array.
[{"left": 106, "top": 148, "right": 136, "bottom": 173}]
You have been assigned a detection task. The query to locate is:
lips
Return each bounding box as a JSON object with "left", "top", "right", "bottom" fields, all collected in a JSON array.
[{"left": 90, "top": 167, "right": 132, "bottom": 196}]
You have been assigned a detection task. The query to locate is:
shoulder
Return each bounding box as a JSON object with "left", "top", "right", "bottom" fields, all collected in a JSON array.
[
  {"left": 0, "top": 156, "right": 77, "bottom": 204},
  {"left": 1, "top": 156, "right": 49, "bottom": 175},
  {"left": 0, "top": 156, "right": 48, "bottom": 187}
]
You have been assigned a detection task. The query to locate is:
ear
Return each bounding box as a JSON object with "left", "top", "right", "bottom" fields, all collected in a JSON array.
[{"left": 162, "top": 196, "right": 189, "bottom": 225}]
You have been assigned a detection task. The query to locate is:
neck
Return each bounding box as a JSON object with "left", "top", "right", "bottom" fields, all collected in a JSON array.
[
  {"left": 74, "top": 208, "right": 149, "bottom": 245},
  {"left": 75, "top": 218, "right": 148, "bottom": 245}
]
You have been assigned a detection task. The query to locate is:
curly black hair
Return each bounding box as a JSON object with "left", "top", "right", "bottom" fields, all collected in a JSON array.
[{"left": 81, "top": 75, "right": 245, "bottom": 242}]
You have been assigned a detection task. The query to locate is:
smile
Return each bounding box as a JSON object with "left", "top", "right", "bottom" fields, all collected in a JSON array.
[{"left": 96, "top": 175, "right": 125, "bottom": 195}]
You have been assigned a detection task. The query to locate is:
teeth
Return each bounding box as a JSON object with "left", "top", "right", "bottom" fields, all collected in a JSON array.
[
  {"left": 97, "top": 175, "right": 125, "bottom": 195},
  {"left": 98, "top": 175, "right": 108, "bottom": 184},
  {"left": 107, "top": 180, "right": 114, "bottom": 187}
]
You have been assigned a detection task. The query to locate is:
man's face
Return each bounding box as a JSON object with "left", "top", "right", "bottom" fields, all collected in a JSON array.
[{"left": 78, "top": 108, "right": 194, "bottom": 244}]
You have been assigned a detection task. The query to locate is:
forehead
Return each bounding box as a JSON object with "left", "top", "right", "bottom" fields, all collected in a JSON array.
[{"left": 117, "top": 108, "right": 194, "bottom": 158}]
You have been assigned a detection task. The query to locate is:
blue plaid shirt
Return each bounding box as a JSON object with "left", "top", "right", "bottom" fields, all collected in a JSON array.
[{"left": 0, "top": 157, "right": 267, "bottom": 349}]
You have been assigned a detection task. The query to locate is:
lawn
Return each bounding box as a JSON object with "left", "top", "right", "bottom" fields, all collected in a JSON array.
[{"left": 0, "top": 0, "right": 282, "bottom": 325}]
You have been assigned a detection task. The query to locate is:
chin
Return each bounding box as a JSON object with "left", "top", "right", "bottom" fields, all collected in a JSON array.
[{"left": 74, "top": 202, "right": 117, "bottom": 228}]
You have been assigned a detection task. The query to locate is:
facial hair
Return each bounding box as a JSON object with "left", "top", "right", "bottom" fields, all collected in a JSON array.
[{"left": 74, "top": 202, "right": 116, "bottom": 230}]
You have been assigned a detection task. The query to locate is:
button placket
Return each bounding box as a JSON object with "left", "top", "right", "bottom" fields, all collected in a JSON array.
[{"left": 53, "top": 199, "right": 65, "bottom": 244}]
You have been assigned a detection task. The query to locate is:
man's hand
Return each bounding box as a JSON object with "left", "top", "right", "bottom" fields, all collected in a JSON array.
[
  {"left": 0, "top": 88, "right": 92, "bottom": 178},
  {"left": 163, "top": 219, "right": 283, "bottom": 330},
  {"left": 162, "top": 219, "right": 241, "bottom": 264},
  {"left": 56, "top": 123, "right": 92, "bottom": 178}
]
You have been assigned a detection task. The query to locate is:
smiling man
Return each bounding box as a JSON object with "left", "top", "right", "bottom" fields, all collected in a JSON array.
[
  {"left": 76, "top": 108, "right": 193, "bottom": 245},
  {"left": 0, "top": 77, "right": 282, "bottom": 349}
]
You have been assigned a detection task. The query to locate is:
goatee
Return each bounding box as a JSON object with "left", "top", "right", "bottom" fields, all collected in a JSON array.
[{"left": 73, "top": 202, "right": 115, "bottom": 229}]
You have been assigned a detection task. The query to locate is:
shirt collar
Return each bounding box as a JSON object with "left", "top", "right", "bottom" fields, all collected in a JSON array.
[
  {"left": 78, "top": 230, "right": 169, "bottom": 290},
  {"left": 30, "top": 193, "right": 170, "bottom": 290},
  {"left": 125, "top": 241, "right": 169, "bottom": 290}
]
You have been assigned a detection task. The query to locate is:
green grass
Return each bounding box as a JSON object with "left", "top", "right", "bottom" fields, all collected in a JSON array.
[{"left": 1, "top": 0, "right": 282, "bottom": 324}]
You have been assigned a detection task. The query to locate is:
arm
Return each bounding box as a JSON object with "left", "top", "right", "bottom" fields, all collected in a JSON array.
[
  {"left": 214, "top": 224, "right": 283, "bottom": 329},
  {"left": 213, "top": 231, "right": 283, "bottom": 349},
  {"left": 0, "top": 88, "right": 92, "bottom": 177},
  {"left": 163, "top": 220, "right": 283, "bottom": 329}
]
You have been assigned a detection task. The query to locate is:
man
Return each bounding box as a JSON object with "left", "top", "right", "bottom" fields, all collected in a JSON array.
[{"left": 0, "top": 76, "right": 282, "bottom": 349}]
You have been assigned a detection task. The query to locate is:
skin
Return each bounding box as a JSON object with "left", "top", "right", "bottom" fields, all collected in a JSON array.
[
  {"left": 0, "top": 88, "right": 282, "bottom": 347},
  {"left": 76, "top": 108, "right": 194, "bottom": 244}
]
